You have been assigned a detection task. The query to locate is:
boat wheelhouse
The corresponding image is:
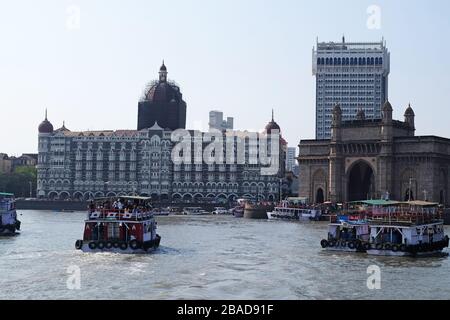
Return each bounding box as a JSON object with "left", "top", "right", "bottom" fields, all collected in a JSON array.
[
  {"left": 0, "top": 193, "right": 21, "bottom": 236},
  {"left": 75, "top": 196, "right": 161, "bottom": 254}
]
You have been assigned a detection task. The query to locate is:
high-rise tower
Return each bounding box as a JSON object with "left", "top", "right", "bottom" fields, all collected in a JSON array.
[{"left": 313, "top": 37, "right": 390, "bottom": 139}]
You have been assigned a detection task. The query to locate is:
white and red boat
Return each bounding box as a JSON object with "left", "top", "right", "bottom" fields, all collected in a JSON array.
[
  {"left": 75, "top": 196, "right": 161, "bottom": 254},
  {"left": 0, "top": 193, "right": 21, "bottom": 236}
]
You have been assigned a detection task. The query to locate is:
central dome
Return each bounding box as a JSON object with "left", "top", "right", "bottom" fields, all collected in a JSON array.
[
  {"left": 137, "top": 62, "right": 187, "bottom": 131},
  {"left": 141, "top": 62, "right": 183, "bottom": 103},
  {"left": 143, "top": 81, "right": 182, "bottom": 103},
  {"left": 265, "top": 110, "right": 281, "bottom": 134}
]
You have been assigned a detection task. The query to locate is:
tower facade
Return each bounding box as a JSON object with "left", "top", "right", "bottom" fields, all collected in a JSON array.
[{"left": 313, "top": 38, "right": 390, "bottom": 139}]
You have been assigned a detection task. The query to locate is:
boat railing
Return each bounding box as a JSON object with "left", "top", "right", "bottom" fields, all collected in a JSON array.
[
  {"left": 368, "top": 211, "right": 443, "bottom": 225},
  {"left": 88, "top": 209, "right": 154, "bottom": 221}
]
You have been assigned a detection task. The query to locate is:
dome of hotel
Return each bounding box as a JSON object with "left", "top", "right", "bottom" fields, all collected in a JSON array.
[
  {"left": 265, "top": 110, "right": 281, "bottom": 134},
  {"left": 38, "top": 110, "right": 54, "bottom": 134},
  {"left": 141, "top": 63, "right": 183, "bottom": 103}
]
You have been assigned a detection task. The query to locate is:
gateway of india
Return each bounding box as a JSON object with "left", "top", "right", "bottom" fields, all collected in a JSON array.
[{"left": 298, "top": 102, "right": 450, "bottom": 205}]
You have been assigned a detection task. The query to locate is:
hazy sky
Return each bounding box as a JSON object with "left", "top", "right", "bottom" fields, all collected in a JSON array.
[{"left": 1, "top": 0, "right": 450, "bottom": 155}]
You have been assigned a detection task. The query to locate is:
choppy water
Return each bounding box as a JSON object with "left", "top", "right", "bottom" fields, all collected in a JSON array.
[{"left": 1, "top": 210, "right": 450, "bottom": 299}]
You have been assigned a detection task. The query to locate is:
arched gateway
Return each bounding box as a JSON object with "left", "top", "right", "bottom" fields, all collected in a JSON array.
[{"left": 347, "top": 161, "right": 375, "bottom": 202}]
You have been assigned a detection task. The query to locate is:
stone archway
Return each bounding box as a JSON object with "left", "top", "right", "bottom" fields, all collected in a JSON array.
[
  {"left": 404, "top": 189, "right": 414, "bottom": 201},
  {"left": 315, "top": 188, "right": 325, "bottom": 204},
  {"left": 347, "top": 161, "right": 375, "bottom": 201}
]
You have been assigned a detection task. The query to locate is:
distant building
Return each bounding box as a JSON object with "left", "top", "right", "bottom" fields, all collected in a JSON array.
[
  {"left": 0, "top": 154, "right": 12, "bottom": 174},
  {"left": 0, "top": 153, "right": 37, "bottom": 174},
  {"left": 286, "top": 147, "right": 297, "bottom": 172},
  {"left": 37, "top": 64, "right": 286, "bottom": 202},
  {"left": 298, "top": 102, "right": 450, "bottom": 205},
  {"left": 10, "top": 154, "right": 38, "bottom": 168},
  {"left": 209, "top": 111, "right": 233, "bottom": 131},
  {"left": 313, "top": 37, "right": 390, "bottom": 139}
]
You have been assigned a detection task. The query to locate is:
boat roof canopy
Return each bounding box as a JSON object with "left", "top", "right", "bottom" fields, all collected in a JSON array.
[
  {"left": 401, "top": 200, "right": 439, "bottom": 207},
  {"left": 0, "top": 192, "right": 14, "bottom": 197},
  {"left": 349, "top": 200, "right": 439, "bottom": 207},
  {"left": 93, "top": 196, "right": 151, "bottom": 202},
  {"left": 349, "top": 200, "right": 400, "bottom": 206}
]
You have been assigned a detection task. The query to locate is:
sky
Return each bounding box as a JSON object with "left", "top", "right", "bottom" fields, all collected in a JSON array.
[{"left": 1, "top": 0, "right": 450, "bottom": 155}]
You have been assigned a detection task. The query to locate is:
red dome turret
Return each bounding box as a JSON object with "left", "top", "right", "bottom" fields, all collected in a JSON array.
[
  {"left": 38, "top": 109, "right": 54, "bottom": 134},
  {"left": 265, "top": 109, "right": 281, "bottom": 134}
]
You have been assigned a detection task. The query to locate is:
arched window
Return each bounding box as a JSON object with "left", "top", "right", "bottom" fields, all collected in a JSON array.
[{"left": 379, "top": 57, "right": 383, "bottom": 65}]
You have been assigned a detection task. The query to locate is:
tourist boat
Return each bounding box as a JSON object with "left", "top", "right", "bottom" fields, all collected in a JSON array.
[
  {"left": 152, "top": 207, "right": 170, "bottom": 216},
  {"left": 212, "top": 207, "right": 229, "bottom": 215},
  {"left": 182, "top": 207, "right": 210, "bottom": 215},
  {"left": 320, "top": 200, "right": 449, "bottom": 257},
  {"left": 232, "top": 206, "right": 244, "bottom": 218},
  {"left": 0, "top": 193, "right": 21, "bottom": 236},
  {"left": 366, "top": 201, "right": 449, "bottom": 257},
  {"left": 75, "top": 196, "right": 161, "bottom": 254},
  {"left": 267, "top": 200, "right": 322, "bottom": 221}
]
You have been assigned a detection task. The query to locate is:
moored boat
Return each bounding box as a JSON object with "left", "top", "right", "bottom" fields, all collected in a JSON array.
[
  {"left": 0, "top": 193, "right": 21, "bottom": 236},
  {"left": 75, "top": 196, "right": 161, "bottom": 254},
  {"left": 182, "top": 207, "right": 210, "bottom": 215},
  {"left": 267, "top": 200, "right": 322, "bottom": 221},
  {"left": 320, "top": 200, "right": 449, "bottom": 257}
]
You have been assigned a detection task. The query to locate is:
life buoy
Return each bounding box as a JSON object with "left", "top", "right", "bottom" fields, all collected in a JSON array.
[
  {"left": 88, "top": 242, "right": 97, "bottom": 250},
  {"left": 320, "top": 239, "right": 329, "bottom": 248},
  {"left": 391, "top": 244, "right": 399, "bottom": 252},
  {"left": 375, "top": 243, "right": 383, "bottom": 250},
  {"left": 120, "top": 242, "right": 128, "bottom": 250},
  {"left": 329, "top": 240, "right": 336, "bottom": 247},
  {"left": 75, "top": 240, "right": 83, "bottom": 250},
  {"left": 113, "top": 242, "right": 120, "bottom": 248},
  {"left": 383, "top": 243, "right": 392, "bottom": 251},
  {"left": 97, "top": 241, "right": 105, "bottom": 250},
  {"left": 348, "top": 241, "right": 356, "bottom": 250},
  {"left": 129, "top": 240, "right": 140, "bottom": 250},
  {"left": 106, "top": 241, "right": 113, "bottom": 249}
]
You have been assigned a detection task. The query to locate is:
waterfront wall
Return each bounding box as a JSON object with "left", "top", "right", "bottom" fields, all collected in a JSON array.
[{"left": 15, "top": 200, "right": 226, "bottom": 212}]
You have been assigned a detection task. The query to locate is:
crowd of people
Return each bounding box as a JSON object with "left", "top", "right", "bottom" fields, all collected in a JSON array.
[{"left": 88, "top": 198, "right": 152, "bottom": 214}]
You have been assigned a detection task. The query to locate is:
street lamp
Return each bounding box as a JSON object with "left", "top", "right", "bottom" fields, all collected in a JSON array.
[{"left": 29, "top": 181, "right": 32, "bottom": 198}]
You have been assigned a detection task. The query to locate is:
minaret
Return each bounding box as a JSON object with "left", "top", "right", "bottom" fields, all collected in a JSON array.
[
  {"left": 404, "top": 103, "right": 415, "bottom": 135},
  {"left": 159, "top": 60, "right": 167, "bottom": 82},
  {"left": 331, "top": 104, "right": 342, "bottom": 142},
  {"left": 381, "top": 100, "right": 393, "bottom": 141}
]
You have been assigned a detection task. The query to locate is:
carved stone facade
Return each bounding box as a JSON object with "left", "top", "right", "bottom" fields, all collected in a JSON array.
[{"left": 298, "top": 102, "right": 450, "bottom": 205}]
